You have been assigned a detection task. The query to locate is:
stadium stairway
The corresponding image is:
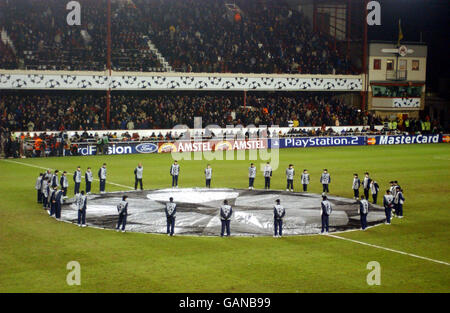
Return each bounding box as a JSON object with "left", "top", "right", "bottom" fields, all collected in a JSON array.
[
  {"left": 1, "top": 28, "right": 16, "bottom": 54},
  {"left": 143, "top": 35, "right": 173, "bottom": 72}
]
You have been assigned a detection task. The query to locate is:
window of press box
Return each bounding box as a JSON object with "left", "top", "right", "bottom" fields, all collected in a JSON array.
[
  {"left": 372, "top": 85, "right": 422, "bottom": 98},
  {"left": 373, "top": 59, "right": 381, "bottom": 70},
  {"left": 386, "top": 59, "right": 394, "bottom": 71}
]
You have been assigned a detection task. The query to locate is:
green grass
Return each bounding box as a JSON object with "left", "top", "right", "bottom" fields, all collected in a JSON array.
[{"left": 0, "top": 144, "right": 449, "bottom": 292}]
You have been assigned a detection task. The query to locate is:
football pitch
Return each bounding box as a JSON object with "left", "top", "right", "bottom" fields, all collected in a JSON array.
[{"left": 0, "top": 144, "right": 449, "bottom": 292}]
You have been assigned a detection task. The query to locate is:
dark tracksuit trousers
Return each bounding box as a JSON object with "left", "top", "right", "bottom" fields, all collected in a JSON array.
[
  {"left": 274, "top": 219, "right": 283, "bottom": 236},
  {"left": 172, "top": 175, "right": 178, "bottom": 187},
  {"left": 135, "top": 177, "right": 143, "bottom": 190},
  {"left": 397, "top": 204, "right": 403, "bottom": 217},
  {"left": 86, "top": 181, "right": 91, "bottom": 193},
  {"left": 78, "top": 208, "right": 86, "bottom": 225},
  {"left": 372, "top": 193, "right": 378, "bottom": 204},
  {"left": 74, "top": 183, "right": 80, "bottom": 195},
  {"left": 99, "top": 179, "right": 106, "bottom": 192},
  {"left": 384, "top": 206, "right": 392, "bottom": 224},
  {"left": 321, "top": 214, "right": 329, "bottom": 233},
  {"left": 55, "top": 203, "right": 61, "bottom": 219},
  {"left": 360, "top": 213, "right": 368, "bottom": 230},
  {"left": 264, "top": 177, "right": 270, "bottom": 189},
  {"left": 166, "top": 217, "right": 175, "bottom": 235},
  {"left": 287, "top": 179, "right": 293, "bottom": 190},
  {"left": 117, "top": 213, "right": 127, "bottom": 230},
  {"left": 364, "top": 188, "right": 370, "bottom": 199},
  {"left": 221, "top": 220, "right": 230, "bottom": 236}
]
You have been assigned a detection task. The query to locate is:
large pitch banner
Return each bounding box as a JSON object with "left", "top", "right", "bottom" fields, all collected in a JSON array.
[
  {"left": 76, "top": 134, "right": 447, "bottom": 155},
  {"left": 158, "top": 139, "right": 268, "bottom": 153},
  {"left": 78, "top": 142, "right": 158, "bottom": 156},
  {"left": 278, "top": 136, "right": 366, "bottom": 148},
  {"left": 368, "top": 134, "right": 442, "bottom": 145}
]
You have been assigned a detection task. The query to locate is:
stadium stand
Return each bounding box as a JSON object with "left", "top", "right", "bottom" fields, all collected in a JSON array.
[
  {"left": 0, "top": 91, "right": 381, "bottom": 132},
  {"left": 0, "top": 0, "right": 161, "bottom": 71},
  {"left": 0, "top": 0, "right": 352, "bottom": 74}
]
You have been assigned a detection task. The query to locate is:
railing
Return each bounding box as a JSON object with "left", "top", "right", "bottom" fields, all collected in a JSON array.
[{"left": 386, "top": 70, "right": 407, "bottom": 81}]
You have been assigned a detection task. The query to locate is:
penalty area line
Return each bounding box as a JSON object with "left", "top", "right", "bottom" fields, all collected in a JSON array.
[
  {"left": 1, "top": 159, "right": 134, "bottom": 190},
  {"left": 326, "top": 233, "right": 450, "bottom": 266}
]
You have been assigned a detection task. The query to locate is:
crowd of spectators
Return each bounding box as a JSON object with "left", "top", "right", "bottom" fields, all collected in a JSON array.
[
  {"left": 0, "top": 0, "right": 160, "bottom": 71},
  {"left": 143, "top": 0, "right": 352, "bottom": 73},
  {"left": 0, "top": 91, "right": 381, "bottom": 133},
  {"left": 0, "top": 0, "right": 354, "bottom": 74}
]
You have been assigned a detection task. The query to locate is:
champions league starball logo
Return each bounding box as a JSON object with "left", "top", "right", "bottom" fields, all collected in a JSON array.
[{"left": 59, "top": 188, "right": 387, "bottom": 236}]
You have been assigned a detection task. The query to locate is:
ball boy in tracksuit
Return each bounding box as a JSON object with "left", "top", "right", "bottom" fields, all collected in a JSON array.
[
  {"left": 170, "top": 161, "right": 180, "bottom": 188},
  {"left": 273, "top": 199, "right": 285, "bottom": 237},
  {"left": 370, "top": 180, "right": 380, "bottom": 204},
  {"left": 85, "top": 167, "right": 93, "bottom": 194},
  {"left": 60, "top": 171, "right": 69, "bottom": 198},
  {"left": 320, "top": 169, "right": 331, "bottom": 193},
  {"left": 352, "top": 174, "right": 361, "bottom": 200},
  {"left": 165, "top": 197, "right": 176, "bottom": 236},
  {"left": 321, "top": 195, "right": 332, "bottom": 234},
  {"left": 51, "top": 170, "right": 59, "bottom": 188},
  {"left": 204, "top": 164, "right": 212, "bottom": 188},
  {"left": 383, "top": 190, "right": 394, "bottom": 225},
  {"left": 98, "top": 163, "right": 107, "bottom": 193},
  {"left": 363, "top": 172, "right": 372, "bottom": 200},
  {"left": 77, "top": 191, "right": 87, "bottom": 227},
  {"left": 394, "top": 186, "right": 405, "bottom": 218},
  {"left": 54, "top": 187, "right": 63, "bottom": 220},
  {"left": 263, "top": 162, "right": 272, "bottom": 190},
  {"left": 35, "top": 173, "right": 44, "bottom": 203},
  {"left": 49, "top": 186, "right": 57, "bottom": 216},
  {"left": 248, "top": 163, "right": 256, "bottom": 190},
  {"left": 73, "top": 166, "right": 82, "bottom": 195},
  {"left": 116, "top": 195, "right": 128, "bottom": 232},
  {"left": 286, "top": 164, "right": 295, "bottom": 192},
  {"left": 42, "top": 178, "right": 49, "bottom": 209},
  {"left": 220, "top": 200, "right": 233, "bottom": 237},
  {"left": 359, "top": 195, "right": 369, "bottom": 230},
  {"left": 301, "top": 169, "right": 310, "bottom": 192},
  {"left": 134, "top": 163, "right": 144, "bottom": 190}
]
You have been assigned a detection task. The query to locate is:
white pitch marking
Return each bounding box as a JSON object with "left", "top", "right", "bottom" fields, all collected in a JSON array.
[
  {"left": 326, "top": 233, "right": 450, "bottom": 266},
  {"left": 6, "top": 160, "right": 446, "bottom": 260},
  {"left": 1, "top": 159, "right": 134, "bottom": 190}
]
